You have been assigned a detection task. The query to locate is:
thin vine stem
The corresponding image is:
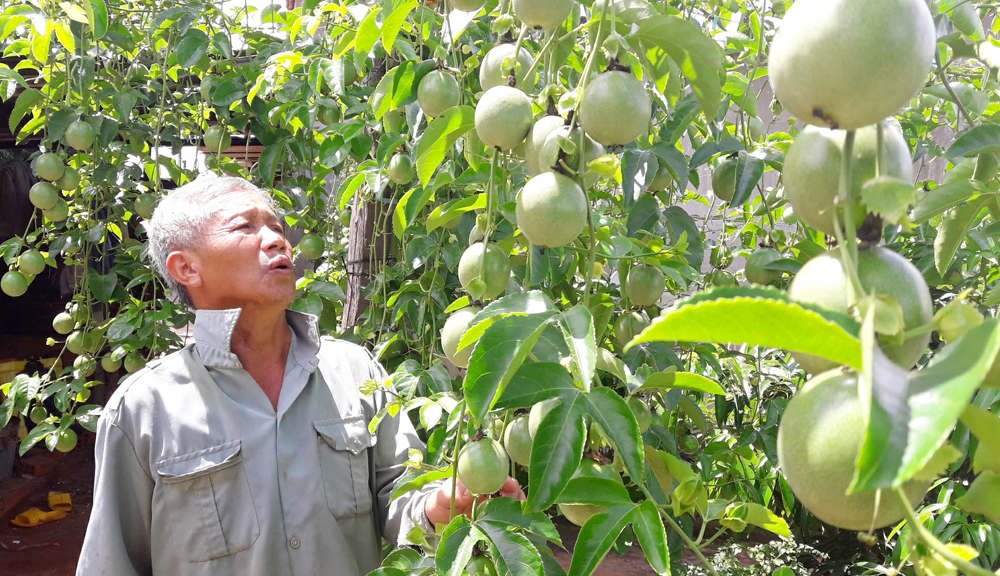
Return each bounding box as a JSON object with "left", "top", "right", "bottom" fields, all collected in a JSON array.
[{"left": 896, "top": 488, "right": 995, "bottom": 576}]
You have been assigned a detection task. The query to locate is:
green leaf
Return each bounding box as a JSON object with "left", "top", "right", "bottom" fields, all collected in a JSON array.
[
  {"left": 595, "top": 348, "right": 628, "bottom": 382},
  {"left": 495, "top": 363, "right": 577, "bottom": 411},
  {"left": 852, "top": 320, "right": 1000, "bottom": 491},
  {"left": 354, "top": 5, "right": 382, "bottom": 59},
  {"left": 960, "top": 404, "right": 1000, "bottom": 474},
  {"left": 175, "top": 28, "right": 210, "bottom": 67},
  {"left": 479, "top": 521, "right": 544, "bottom": 576},
  {"left": 729, "top": 151, "right": 764, "bottom": 207},
  {"left": 257, "top": 139, "right": 288, "bottom": 187},
  {"left": 638, "top": 370, "right": 725, "bottom": 395},
  {"left": 19, "top": 422, "right": 54, "bottom": 456},
  {"left": 526, "top": 394, "right": 587, "bottom": 513},
  {"left": 391, "top": 467, "right": 454, "bottom": 500},
  {"left": 956, "top": 471, "right": 1000, "bottom": 524},
  {"left": 946, "top": 123, "right": 1000, "bottom": 159},
  {"left": 626, "top": 193, "right": 661, "bottom": 237},
  {"left": 910, "top": 180, "right": 984, "bottom": 225},
  {"left": 557, "top": 306, "right": 596, "bottom": 388},
  {"left": 436, "top": 516, "right": 485, "bottom": 576},
  {"left": 860, "top": 176, "right": 917, "bottom": 224},
  {"left": 583, "top": 388, "right": 644, "bottom": 481},
  {"left": 459, "top": 291, "right": 556, "bottom": 350},
  {"left": 84, "top": 0, "right": 108, "bottom": 39},
  {"left": 566, "top": 506, "right": 635, "bottom": 576},
  {"left": 10, "top": 88, "right": 42, "bottom": 134},
  {"left": 477, "top": 498, "right": 562, "bottom": 544},
  {"left": 943, "top": 0, "right": 985, "bottom": 41},
  {"left": 427, "top": 193, "right": 486, "bottom": 232},
  {"left": 89, "top": 271, "right": 117, "bottom": 303},
  {"left": 464, "top": 314, "right": 555, "bottom": 424},
  {"left": 935, "top": 196, "right": 990, "bottom": 275},
  {"left": 663, "top": 206, "right": 703, "bottom": 269},
  {"left": 912, "top": 443, "right": 964, "bottom": 480},
  {"left": 416, "top": 105, "right": 475, "bottom": 187},
  {"left": 631, "top": 501, "right": 669, "bottom": 575},
  {"left": 381, "top": 0, "right": 417, "bottom": 56},
  {"left": 722, "top": 502, "right": 790, "bottom": 539},
  {"left": 628, "top": 286, "right": 862, "bottom": 370},
  {"left": 634, "top": 15, "right": 724, "bottom": 119},
  {"left": 556, "top": 477, "right": 632, "bottom": 506}
]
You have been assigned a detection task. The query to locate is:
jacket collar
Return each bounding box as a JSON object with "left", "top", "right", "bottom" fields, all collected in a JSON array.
[{"left": 192, "top": 308, "right": 321, "bottom": 372}]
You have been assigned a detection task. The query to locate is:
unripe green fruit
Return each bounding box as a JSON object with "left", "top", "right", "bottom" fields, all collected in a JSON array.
[
  {"left": 523, "top": 116, "right": 565, "bottom": 174},
  {"left": 479, "top": 43, "right": 535, "bottom": 91},
  {"left": 441, "top": 306, "right": 480, "bottom": 368},
  {"left": 788, "top": 248, "right": 932, "bottom": 371},
  {"left": 516, "top": 172, "right": 588, "bottom": 248},
  {"left": 66, "top": 331, "right": 90, "bottom": 355},
  {"left": 579, "top": 71, "right": 651, "bottom": 146},
  {"left": 54, "top": 428, "right": 77, "bottom": 453},
  {"left": 512, "top": 0, "right": 574, "bottom": 30},
  {"left": 679, "top": 434, "right": 699, "bottom": 454},
  {"left": 417, "top": 70, "right": 460, "bottom": 118},
  {"left": 710, "top": 245, "right": 733, "bottom": 269},
  {"left": 628, "top": 397, "right": 652, "bottom": 433},
  {"left": 387, "top": 153, "right": 415, "bottom": 185},
  {"left": 65, "top": 120, "right": 96, "bottom": 150},
  {"left": 712, "top": 157, "right": 737, "bottom": 202},
  {"left": 614, "top": 311, "right": 648, "bottom": 347},
  {"left": 18, "top": 249, "right": 46, "bottom": 276},
  {"left": 744, "top": 248, "right": 782, "bottom": 285},
  {"left": 647, "top": 157, "right": 673, "bottom": 191},
  {"left": 43, "top": 198, "right": 69, "bottom": 222},
  {"left": 29, "top": 405, "right": 47, "bottom": 424},
  {"left": 769, "top": 0, "right": 935, "bottom": 130},
  {"left": 29, "top": 182, "right": 59, "bottom": 210},
  {"left": 382, "top": 109, "right": 405, "bottom": 134},
  {"left": 558, "top": 503, "right": 606, "bottom": 526},
  {"left": 298, "top": 234, "right": 325, "bottom": 260},
  {"left": 747, "top": 116, "right": 764, "bottom": 141},
  {"left": 55, "top": 167, "right": 81, "bottom": 191},
  {"left": 625, "top": 265, "right": 665, "bottom": 307},
  {"left": 36, "top": 153, "right": 65, "bottom": 182},
  {"left": 777, "top": 370, "right": 929, "bottom": 530},
  {"left": 458, "top": 243, "right": 510, "bottom": 300},
  {"left": 74, "top": 354, "right": 96, "bottom": 377},
  {"left": 474, "top": 86, "right": 533, "bottom": 151},
  {"left": 528, "top": 397, "right": 560, "bottom": 438},
  {"left": 537, "top": 126, "right": 604, "bottom": 187},
  {"left": 133, "top": 194, "right": 157, "bottom": 219},
  {"left": 783, "top": 122, "right": 913, "bottom": 236},
  {"left": 1, "top": 270, "right": 28, "bottom": 297},
  {"left": 203, "top": 125, "right": 231, "bottom": 153},
  {"left": 317, "top": 106, "right": 340, "bottom": 125},
  {"left": 52, "top": 312, "right": 75, "bottom": 335},
  {"left": 705, "top": 270, "right": 737, "bottom": 288},
  {"left": 457, "top": 438, "right": 509, "bottom": 494},
  {"left": 124, "top": 352, "right": 146, "bottom": 373},
  {"left": 101, "top": 354, "right": 122, "bottom": 373},
  {"left": 503, "top": 414, "right": 532, "bottom": 467}
]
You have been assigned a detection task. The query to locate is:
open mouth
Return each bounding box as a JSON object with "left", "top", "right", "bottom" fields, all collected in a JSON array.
[{"left": 269, "top": 256, "right": 293, "bottom": 271}]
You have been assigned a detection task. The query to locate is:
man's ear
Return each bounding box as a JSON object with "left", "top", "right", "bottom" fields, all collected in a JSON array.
[{"left": 165, "top": 250, "right": 203, "bottom": 290}]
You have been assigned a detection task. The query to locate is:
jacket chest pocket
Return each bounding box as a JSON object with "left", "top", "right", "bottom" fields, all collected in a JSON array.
[
  {"left": 314, "top": 416, "right": 377, "bottom": 519},
  {"left": 155, "top": 440, "right": 260, "bottom": 562}
]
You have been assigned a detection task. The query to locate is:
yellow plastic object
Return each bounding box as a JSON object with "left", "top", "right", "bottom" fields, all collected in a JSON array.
[
  {"left": 48, "top": 491, "right": 72, "bottom": 512},
  {"left": 10, "top": 507, "right": 67, "bottom": 527}
]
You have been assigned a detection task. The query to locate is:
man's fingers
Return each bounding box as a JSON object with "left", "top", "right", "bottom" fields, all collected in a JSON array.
[{"left": 498, "top": 477, "right": 527, "bottom": 501}]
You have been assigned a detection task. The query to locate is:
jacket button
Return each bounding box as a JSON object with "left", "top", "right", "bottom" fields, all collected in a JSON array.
[{"left": 289, "top": 537, "right": 300, "bottom": 549}]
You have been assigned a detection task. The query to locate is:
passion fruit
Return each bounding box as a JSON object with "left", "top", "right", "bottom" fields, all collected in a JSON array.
[
  {"left": 450, "top": 0, "right": 487, "bottom": 11},
  {"left": 42, "top": 198, "right": 69, "bottom": 223},
  {"left": 441, "top": 306, "right": 480, "bottom": 368},
  {"left": 474, "top": 86, "right": 533, "bottom": 151},
  {"left": 479, "top": 43, "right": 535, "bottom": 91},
  {"left": 524, "top": 115, "right": 566, "bottom": 174},
  {"left": 1, "top": 270, "right": 28, "bottom": 297},
  {"left": 614, "top": 311, "right": 649, "bottom": 347},
  {"left": 769, "top": 0, "right": 935, "bottom": 130},
  {"left": 625, "top": 265, "right": 665, "bottom": 307},
  {"left": 538, "top": 126, "right": 604, "bottom": 187},
  {"left": 458, "top": 243, "right": 511, "bottom": 300},
  {"left": 29, "top": 182, "right": 59, "bottom": 210},
  {"left": 512, "top": 0, "right": 574, "bottom": 30},
  {"left": 712, "top": 157, "right": 737, "bottom": 202},
  {"left": 387, "top": 153, "right": 415, "bottom": 185},
  {"left": 744, "top": 248, "right": 782, "bottom": 285},
  {"left": 788, "top": 247, "right": 932, "bottom": 370},
  {"left": 647, "top": 157, "right": 674, "bottom": 191},
  {"left": 36, "top": 153, "right": 65, "bottom": 182},
  {"left": 503, "top": 414, "right": 532, "bottom": 467},
  {"left": 65, "top": 120, "right": 96, "bottom": 150},
  {"left": 777, "top": 370, "right": 929, "bottom": 530},
  {"left": 417, "top": 70, "right": 461, "bottom": 118},
  {"left": 579, "top": 71, "right": 651, "bottom": 146},
  {"left": 783, "top": 122, "right": 913, "bottom": 236},
  {"left": 18, "top": 249, "right": 46, "bottom": 276},
  {"left": 55, "top": 167, "right": 81, "bottom": 191},
  {"left": 457, "top": 438, "right": 509, "bottom": 495},
  {"left": 516, "top": 172, "right": 588, "bottom": 248}
]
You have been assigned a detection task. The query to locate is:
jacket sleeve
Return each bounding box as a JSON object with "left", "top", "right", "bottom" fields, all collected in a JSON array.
[
  {"left": 364, "top": 356, "right": 442, "bottom": 546},
  {"left": 77, "top": 412, "right": 154, "bottom": 576}
]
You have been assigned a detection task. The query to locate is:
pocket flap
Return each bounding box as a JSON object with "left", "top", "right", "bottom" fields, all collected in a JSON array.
[
  {"left": 156, "top": 440, "right": 242, "bottom": 484},
  {"left": 314, "top": 417, "right": 376, "bottom": 455}
]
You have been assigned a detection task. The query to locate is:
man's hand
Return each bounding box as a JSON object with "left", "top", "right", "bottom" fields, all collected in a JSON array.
[{"left": 424, "top": 477, "right": 526, "bottom": 526}]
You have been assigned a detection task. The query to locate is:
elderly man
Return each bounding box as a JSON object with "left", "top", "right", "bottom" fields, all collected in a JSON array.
[{"left": 77, "top": 175, "right": 523, "bottom": 576}]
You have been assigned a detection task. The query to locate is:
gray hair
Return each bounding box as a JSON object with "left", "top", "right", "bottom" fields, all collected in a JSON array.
[{"left": 142, "top": 174, "right": 276, "bottom": 308}]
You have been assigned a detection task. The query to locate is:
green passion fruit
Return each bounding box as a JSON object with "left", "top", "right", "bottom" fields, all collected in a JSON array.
[
  {"left": 457, "top": 438, "right": 509, "bottom": 495},
  {"left": 458, "top": 243, "right": 511, "bottom": 301},
  {"left": 479, "top": 43, "right": 535, "bottom": 91},
  {"left": 512, "top": 0, "right": 574, "bottom": 30},
  {"left": 441, "top": 306, "right": 481, "bottom": 368},
  {"left": 417, "top": 70, "right": 461, "bottom": 118},
  {"left": 579, "top": 71, "right": 651, "bottom": 146},
  {"left": 744, "top": 248, "right": 783, "bottom": 285},
  {"left": 515, "top": 172, "right": 588, "bottom": 248},
  {"left": 625, "top": 265, "right": 666, "bottom": 307},
  {"left": 503, "top": 413, "right": 532, "bottom": 467},
  {"left": 474, "top": 86, "right": 533, "bottom": 151},
  {"left": 524, "top": 115, "right": 566, "bottom": 174}
]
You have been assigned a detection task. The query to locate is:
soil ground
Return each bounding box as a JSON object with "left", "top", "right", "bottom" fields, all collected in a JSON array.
[{"left": 0, "top": 447, "right": 749, "bottom": 575}]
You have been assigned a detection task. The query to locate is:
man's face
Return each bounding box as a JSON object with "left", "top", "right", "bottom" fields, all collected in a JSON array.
[{"left": 180, "top": 192, "right": 296, "bottom": 310}]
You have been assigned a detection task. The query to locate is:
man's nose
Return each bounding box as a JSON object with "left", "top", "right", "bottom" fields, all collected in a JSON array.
[{"left": 261, "top": 226, "right": 288, "bottom": 253}]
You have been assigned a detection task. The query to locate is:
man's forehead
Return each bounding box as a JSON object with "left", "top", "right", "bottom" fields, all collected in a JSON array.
[{"left": 204, "top": 192, "right": 277, "bottom": 220}]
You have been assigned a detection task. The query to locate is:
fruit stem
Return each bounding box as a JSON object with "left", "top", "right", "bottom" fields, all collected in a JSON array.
[
  {"left": 834, "top": 129, "right": 865, "bottom": 300},
  {"left": 568, "top": 0, "right": 607, "bottom": 134},
  {"left": 936, "top": 51, "right": 974, "bottom": 128},
  {"left": 895, "top": 488, "right": 995, "bottom": 576},
  {"left": 508, "top": 24, "right": 529, "bottom": 81},
  {"left": 647, "top": 489, "right": 721, "bottom": 576},
  {"left": 450, "top": 413, "right": 468, "bottom": 521}
]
